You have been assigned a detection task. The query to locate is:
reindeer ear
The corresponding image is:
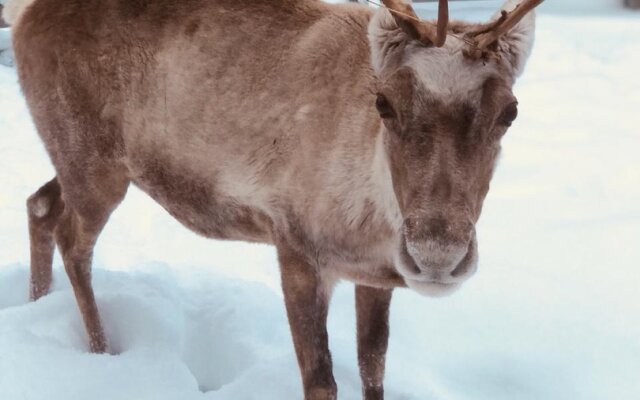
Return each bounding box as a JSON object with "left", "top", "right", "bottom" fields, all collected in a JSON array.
[
  {"left": 494, "top": 0, "right": 537, "bottom": 77},
  {"left": 367, "top": 7, "right": 412, "bottom": 77},
  {"left": 368, "top": 0, "right": 449, "bottom": 77}
]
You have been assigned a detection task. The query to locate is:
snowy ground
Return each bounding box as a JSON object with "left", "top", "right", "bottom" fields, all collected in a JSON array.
[{"left": 1, "top": 6, "right": 639, "bottom": 400}]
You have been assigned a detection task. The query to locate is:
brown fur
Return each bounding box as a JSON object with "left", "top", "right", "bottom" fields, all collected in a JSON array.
[
  {"left": 9, "top": 0, "right": 537, "bottom": 398},
  {"left": 356, "top": 285, "right": 392, "bottom": 400}
]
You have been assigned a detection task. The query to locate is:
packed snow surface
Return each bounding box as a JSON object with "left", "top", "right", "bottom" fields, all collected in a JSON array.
[{"left": 1, "top": 7, "right": 639, "bottom": 400}]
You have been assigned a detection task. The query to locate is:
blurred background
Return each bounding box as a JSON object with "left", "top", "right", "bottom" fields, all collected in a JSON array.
[{"left": 1, "top": 0, "right": 639, "bottom": 65}]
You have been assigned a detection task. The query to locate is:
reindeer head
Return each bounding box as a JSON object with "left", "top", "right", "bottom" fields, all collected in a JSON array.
[{"left": 369, "top": 0, "right": 542, "bottom": 296}]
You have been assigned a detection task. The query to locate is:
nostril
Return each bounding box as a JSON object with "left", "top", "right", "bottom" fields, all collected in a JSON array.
[
  {"left": 399, "top": 236, "right": 422, "bottom": 276},
  {"left": 450, "top": 236, "right": 477, "bottom": 278}
]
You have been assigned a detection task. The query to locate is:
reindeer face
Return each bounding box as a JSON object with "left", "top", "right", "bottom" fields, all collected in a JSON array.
[
  {"left": 369, "top": 0, "right": 538, "bottom": 296},
  {"left": 378, "top": 65, "right": 517, "bottom": 296}
]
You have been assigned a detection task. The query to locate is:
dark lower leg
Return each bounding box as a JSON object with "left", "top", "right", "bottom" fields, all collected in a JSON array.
[
  {"left": 66, "top": 258, "right": 106, "bottom": 353},
  {"left": 277, "top": 244, "right": 337, "bottom": 400},
  {"left": 356, "top": 285, "right": 393, "bottom": 400},
  {"left": 55, "top": 209, "right": 107, "bottom": 353}
]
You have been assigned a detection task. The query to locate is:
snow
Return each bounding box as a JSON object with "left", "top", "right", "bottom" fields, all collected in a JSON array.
[{"left": 1, "top": 8, "right": 640, "bottom": 400}]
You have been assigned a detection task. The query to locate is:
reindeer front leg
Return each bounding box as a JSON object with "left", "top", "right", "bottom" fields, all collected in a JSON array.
[
  {"left": 277, "top": 244, "right": 337, "bottom": 400},
  {"left": 356, "top": 285, "right": 393, "bottom": 400}
]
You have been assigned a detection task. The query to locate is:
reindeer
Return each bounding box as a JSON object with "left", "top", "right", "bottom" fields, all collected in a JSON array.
[{"left": 4, "top": 0, "right": 543, "bottom": 398}]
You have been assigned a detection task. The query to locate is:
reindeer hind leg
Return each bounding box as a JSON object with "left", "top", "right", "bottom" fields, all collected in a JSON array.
[
  {"left": 53, "top": 169, "right": 129, "bottom": 353},
  {"left": 27, "top": 177, "right": 65, "bottom": 301}
]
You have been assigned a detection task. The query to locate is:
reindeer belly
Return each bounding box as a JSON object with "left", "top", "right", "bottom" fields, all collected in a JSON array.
[{"left": 126, "top": 147, "right": 272, "bottom": 244}]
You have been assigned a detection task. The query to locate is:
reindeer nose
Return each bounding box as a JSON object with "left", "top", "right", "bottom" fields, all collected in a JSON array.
[{"left": 404, "top": 216, "right": 475, "bottom": 273}]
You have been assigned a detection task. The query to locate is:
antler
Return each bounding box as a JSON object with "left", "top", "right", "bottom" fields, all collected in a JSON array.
[
  {"left": 381, "top": 0, "right": 449, "bottom": 47},
  {"left": 464, "top": 0, "right": 545, "bottom": 59}
]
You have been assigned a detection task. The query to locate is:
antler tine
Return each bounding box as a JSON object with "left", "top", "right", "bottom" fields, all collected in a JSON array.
[
  {"left": 381, "top": 0, "right": 449, "bottom": 48},
  {"left": 434, "top": 0, "right": 450, "bottom": 47},
  {"left": 466, "top": 0, "right": 544, "bottom": 58}
]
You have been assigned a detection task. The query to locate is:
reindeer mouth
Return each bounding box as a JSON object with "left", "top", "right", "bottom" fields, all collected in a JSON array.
[{"left": 405, "top": 279, "right": 462, "bottom": 297}]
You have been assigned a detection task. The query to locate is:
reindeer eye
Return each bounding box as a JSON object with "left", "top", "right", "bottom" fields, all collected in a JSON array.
[
  {"left": 500, "top": 102, "right": 518, "bottom": 127},
  {"left": 375, "top": 93, "right": 395, "bottom": 119}
]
